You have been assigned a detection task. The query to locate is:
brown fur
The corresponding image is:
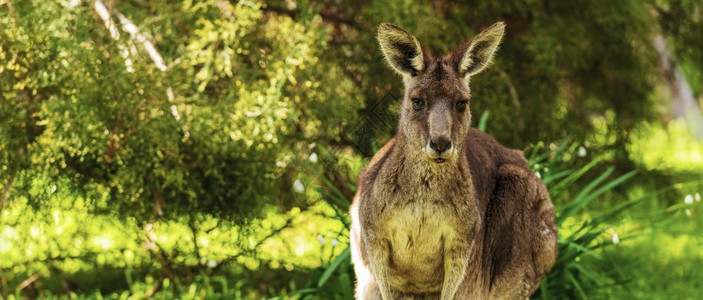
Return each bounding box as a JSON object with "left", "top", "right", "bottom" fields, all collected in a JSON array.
[{"left": 350, "top": 22, "right": 557, "bottom": 300}]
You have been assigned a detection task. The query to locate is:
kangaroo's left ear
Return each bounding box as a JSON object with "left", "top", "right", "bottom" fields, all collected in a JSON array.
[{"left": 451, "top": 22, "right": 505, "bottom": 78}]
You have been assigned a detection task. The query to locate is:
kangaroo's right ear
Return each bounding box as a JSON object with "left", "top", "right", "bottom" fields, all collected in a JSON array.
[{"left": 377, "top": 23, "right": 425, "bottom": 77}]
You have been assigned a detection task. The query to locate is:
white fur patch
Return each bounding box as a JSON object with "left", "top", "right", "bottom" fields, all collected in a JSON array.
[{"left": 411, "top": 53, "right": 424, "bottom": 72}]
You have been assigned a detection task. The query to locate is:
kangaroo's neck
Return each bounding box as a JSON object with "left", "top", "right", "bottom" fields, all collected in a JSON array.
[{"left": 384, "top": 134, "right": 473, "bottom": 192}]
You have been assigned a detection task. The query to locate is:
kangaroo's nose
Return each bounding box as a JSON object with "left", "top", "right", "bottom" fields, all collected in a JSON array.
[{"left": 430, "top": 137, "right": 452, "bottom": 154}]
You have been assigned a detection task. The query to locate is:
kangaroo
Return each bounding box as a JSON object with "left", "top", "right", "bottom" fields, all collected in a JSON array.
[{"left": 349, "top": 22, "right": 558, "bottom": 300}]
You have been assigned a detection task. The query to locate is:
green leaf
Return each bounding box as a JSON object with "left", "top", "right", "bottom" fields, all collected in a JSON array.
[
  {"left": 477, "top": 110, "right": 490, "bottom": 132},
  {"left": 317, "top": 246, "right": 350, "bottom": 288}
]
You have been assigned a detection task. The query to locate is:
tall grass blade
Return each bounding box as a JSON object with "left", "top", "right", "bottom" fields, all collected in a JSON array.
[
  {"left": 317, "top": 246, "right": 350, "bottom": 288},
  {"left": 477, "top": 110, "right": 490, "bottom": 132}
]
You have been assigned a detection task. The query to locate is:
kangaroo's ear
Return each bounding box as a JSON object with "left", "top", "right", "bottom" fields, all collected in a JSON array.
[
  {"left": 451, "top": 22, "right": 505, "bottom": 78},
  {"left": 377, "top": 23, "right": 425, "bottom": 77}
]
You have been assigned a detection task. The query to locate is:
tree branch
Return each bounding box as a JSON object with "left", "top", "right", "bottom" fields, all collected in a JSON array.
[
  {"left": 0, "top": 169, "right": 17, "bottom": 221},
  {"left": 188, "top": 216, "right": 203, "bottom": 267},
  {"left": 262, "top": 5, "right": 362, "bottom": 31},
  {"left": 496, "top": 66, "right": 521, "bottom": 109},
  {"left": 215, "top": 216, "right": 297, "bottom": 269},
  {"left": 15, "top": 273, "right": 39, "bottom": 292}
]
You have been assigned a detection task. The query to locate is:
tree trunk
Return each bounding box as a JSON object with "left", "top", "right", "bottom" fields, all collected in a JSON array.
[{"left": 654, "top": 35, "right": 703, "bottom": 139}]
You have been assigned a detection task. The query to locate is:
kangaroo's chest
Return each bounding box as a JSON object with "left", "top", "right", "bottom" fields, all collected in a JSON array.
[{"left": 379, "top": 191, "right": 466, "bottom": 293}]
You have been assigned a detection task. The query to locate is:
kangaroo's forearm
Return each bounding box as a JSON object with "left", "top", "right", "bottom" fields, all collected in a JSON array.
[
  {"left": 365, "top": 236, "right": 393, "bottom": 300},
  {"left": 441, "top": 241, "right": 471, "bottom": 300}
]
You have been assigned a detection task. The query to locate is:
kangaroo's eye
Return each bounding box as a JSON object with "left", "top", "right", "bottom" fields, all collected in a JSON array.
[
  {"left": 411, "top": 98, "right": 425, "bottom": 111},
  {"left": 456, "top": 100, "right": 468, "bottom": 112}
]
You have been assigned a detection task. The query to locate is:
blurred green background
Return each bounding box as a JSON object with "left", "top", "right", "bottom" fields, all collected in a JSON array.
[{"left": 2, "top": 0, "right": 703, "bottom": 299}]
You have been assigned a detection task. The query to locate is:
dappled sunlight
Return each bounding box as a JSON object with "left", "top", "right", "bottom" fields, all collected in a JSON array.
[
  {"left": 629, "top": 119, "right": 703, "bottom": 171},
  {"left": 2, "top": 0, "right": 703, "bottom": 298},
  {"left": 0, "top": 183, "right": 349, "bottom": 297}
]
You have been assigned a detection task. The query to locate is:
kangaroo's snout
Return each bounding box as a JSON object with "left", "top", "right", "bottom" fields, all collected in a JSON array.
[
  {"left": 430, "top": 137, "right": 452, "bottom": 154},
  {"left": 425, "top": 105, "right": 454, "bottom": 162},
  {"left": 425, "top": 134, "right": 454, "bottom": 163}
]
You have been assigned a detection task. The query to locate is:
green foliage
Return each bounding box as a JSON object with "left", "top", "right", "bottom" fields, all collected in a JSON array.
[
  {"left": 629, "top": 119, "right": 703, "bottom": 172},
  {"left": 527, "top": 143, "right": 639, "bottom": 299},
  {"left": 2, "top": 0, "right": 703, "bottom": 299},
  {"left": 0, "top": 0, "right": 362, "bottom": 220}
]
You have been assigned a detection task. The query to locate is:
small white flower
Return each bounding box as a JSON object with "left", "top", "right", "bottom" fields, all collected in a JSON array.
[
  {"left": 207, "top": 260, "right": 217, "bottom": 268},
  {"left": 685, "top": 208, "right": 693, "bottom": 217},
  {"left": 684, "top": 194, "right": 694, "bottom": 205},
  {"left": 577, "top": 146, "right": 587, "bottom": 157},
  {"left": 332, "top": 239, "right": 338, "bottom": 247},
  {"left": 695, "top": 193, "right": 701, "bottom": 202},
  {"left": 535, "top": 172, "right": 541, "bottom": 179},
  {"left": 612, "top": 232, "right": 620, "bottom": 244},
  {"left": 293, "top": 179, "right": 304, "bottom": 193},
  {"left": 65, "top": 0, "right": 81, "bottom": 9},
  {"left": 317, "top": 234, "right": 325, "bottom": 245},
  {"left": 309, "top": 152, "right": 318, "bottom": 163},
  {"left": 50, "top": 184, "right": 57, "bottom": 194}
]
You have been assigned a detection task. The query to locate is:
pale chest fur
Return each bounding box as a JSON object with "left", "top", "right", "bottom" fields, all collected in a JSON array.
[{"left": 370, "top": 169, "right": 478, "bottom": 293}]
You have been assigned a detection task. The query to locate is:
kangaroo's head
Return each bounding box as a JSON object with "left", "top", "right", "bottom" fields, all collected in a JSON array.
[{"left": 378, "top": 22, "right": 504, "bottom": 164}]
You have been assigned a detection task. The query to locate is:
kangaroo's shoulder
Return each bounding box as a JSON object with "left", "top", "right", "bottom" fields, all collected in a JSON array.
[
  {"left": 465, "top": 128, "right": 527, "bottom": 167},
  {"left": 463, "top": 128, "right": 529, "bottom": 205},
  {"left": 355, "top": 138, "right": 397, "bottom": 196}
]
